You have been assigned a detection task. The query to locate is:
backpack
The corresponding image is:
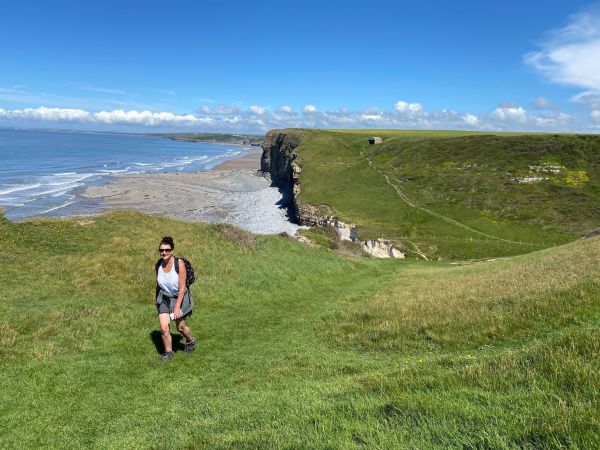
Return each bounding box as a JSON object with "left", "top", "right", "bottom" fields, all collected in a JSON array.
[{"left": 155, "top": 256, "right": 196, "bottom": 286}]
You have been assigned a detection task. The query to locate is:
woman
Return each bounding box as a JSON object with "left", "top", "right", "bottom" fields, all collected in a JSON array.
[{"left": 155, "top": 236, "right": 196, "bottom": 361}]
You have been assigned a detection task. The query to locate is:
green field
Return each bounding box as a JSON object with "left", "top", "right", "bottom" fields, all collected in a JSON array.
[
  {"left": 1, "top": 211, "right": 598, "bottom": 448},
  {"left": 276, "top": 129, "right": 600, "bottom": 260}
]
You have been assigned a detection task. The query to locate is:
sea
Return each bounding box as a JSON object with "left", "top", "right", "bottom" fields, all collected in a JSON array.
[{"left": 0, "top": 128, "right": 248, "bottom": 221}]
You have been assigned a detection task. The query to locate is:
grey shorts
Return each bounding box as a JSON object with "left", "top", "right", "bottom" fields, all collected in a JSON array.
[{"left": 156, "top": 293, "right": 193, "bottom": 319}]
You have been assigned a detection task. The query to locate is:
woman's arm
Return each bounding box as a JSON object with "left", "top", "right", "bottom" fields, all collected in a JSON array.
[{"left": 174, "top": 259, "right": 187, "bottom": 317}]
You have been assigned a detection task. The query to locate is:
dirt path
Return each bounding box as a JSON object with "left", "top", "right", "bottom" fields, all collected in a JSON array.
[{"left": 359, "top": 149, "right": 528, "bottom": 246}]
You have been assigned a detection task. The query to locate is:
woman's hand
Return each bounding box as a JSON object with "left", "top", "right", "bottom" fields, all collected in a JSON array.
[{"left": 173, "top": 306, "right": 182, "bottom": 318}]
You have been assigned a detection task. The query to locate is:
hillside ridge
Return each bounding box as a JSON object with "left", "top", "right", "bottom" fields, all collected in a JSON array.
[{"left": 261, "top": 129, "right": 600, "bottom": 260}]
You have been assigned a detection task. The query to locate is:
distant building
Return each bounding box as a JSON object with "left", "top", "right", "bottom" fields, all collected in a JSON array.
[{"left": 368, "top": 137, "right": 383, "bottom": 144}]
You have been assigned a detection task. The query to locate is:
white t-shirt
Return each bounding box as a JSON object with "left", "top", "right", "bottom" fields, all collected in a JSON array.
[{"left": 157, "top": 260, "right": 179, "bottom": 296}]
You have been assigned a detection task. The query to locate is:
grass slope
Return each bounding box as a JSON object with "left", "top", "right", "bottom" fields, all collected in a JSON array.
[
  {"left": 287, "top": 129, "right": 600, "bottom": 260},
  {"left": 1, "top": 211, "right": 598, "bottom": 448}
]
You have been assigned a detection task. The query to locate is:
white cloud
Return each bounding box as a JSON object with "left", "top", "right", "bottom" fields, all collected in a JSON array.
[
  {"left": 360, "top": 113, "right": 385, "bottom": 122},
  {"left": 199, "top": 104, "right": 240, "bottom": 115},
  {"left": 463, "top": 113, "right": 479, "bottom": 125},
  {"left": 302, "top": 104, "right": 317, "bottom": 114},
  {"left": 572, "top": 91, "right": 600, "bottom": 109},
  {"left": 215, "top": 104, "right": 240, "bottom": 115},
  {"left": 248, "top": 105, "right": 267, "bottom": 115},
  {"left": 491, "top": 106, "right": 527, "bottom": 123},
  {"left": 486, "top": 104, "right": 576, "bottom": 131},
  {"left": 532, "top": 112, "right": 574, "bottom": 127},
  {"left": 277, "top": 105, "right": 294, "bottom": 114},
  {"left": 531, "top": 97, "right": 555, "bottom": 110},
  {"left": 525, "top": 5, "right": 600, "bottom": 91},
  {"left": 2, "top": 106, "right": 92, "bottom": 121},
  {"left": 92, "top": 109, "right": 207, "bottom": 125},
  {"left": 394, "top": 100, "right": 423, "bottom": 113},
  {"left": 591, "top": 110, "right": 600, "bottom": 121},
  {"left": 0, "top": 106, "right": 212, "bottom": 127}
]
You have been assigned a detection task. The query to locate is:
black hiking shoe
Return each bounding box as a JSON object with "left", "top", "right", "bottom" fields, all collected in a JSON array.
[
  {"left": 159, "top": 351, "right": 174, "bottom": 361},
  {"left": 183, "top": 338, "right": 197, "bottom": 353}
]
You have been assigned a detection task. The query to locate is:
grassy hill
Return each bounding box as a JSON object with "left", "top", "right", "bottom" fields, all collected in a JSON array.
[
  {"left": 1, "top": 211, "right": 598, "bottom": 448},
  {"left": 280, "top": 129, "right": 600, "bottom": 260}
]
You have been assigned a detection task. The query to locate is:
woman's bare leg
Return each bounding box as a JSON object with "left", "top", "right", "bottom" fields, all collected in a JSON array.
[
  {"left": 159, "top": 313, "right": 173, "bottom": 352},
  {"left": 176, "top": 318, "right": 194, "bottom": 342}
]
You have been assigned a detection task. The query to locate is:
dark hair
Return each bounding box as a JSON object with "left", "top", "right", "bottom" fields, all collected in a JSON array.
[{"left": 159, "top": 236, "right": 175, "bottom": 250}]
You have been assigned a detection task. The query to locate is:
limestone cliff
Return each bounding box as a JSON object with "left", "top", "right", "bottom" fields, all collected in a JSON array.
[
  {"left": 261, "top": 130, "right": 404, "bottom": 258},
  {"left": 260, "top": 130, "right": 305, "bottom": 222},
  {"left": 260, "top": 130, "right": 303, "bottom": 193}
]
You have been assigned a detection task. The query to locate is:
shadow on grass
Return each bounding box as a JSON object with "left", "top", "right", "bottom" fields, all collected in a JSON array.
[{"left": 149, "top": 330, "right": 185, "bottom": 353}]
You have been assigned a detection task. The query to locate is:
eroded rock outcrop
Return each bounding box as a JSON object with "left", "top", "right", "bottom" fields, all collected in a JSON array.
[
  {"left": 328, "top": 218, "right": 359, "bottom": 242},
  {"left": 362, "top": 239, "right": 405, "bottom": 259}
]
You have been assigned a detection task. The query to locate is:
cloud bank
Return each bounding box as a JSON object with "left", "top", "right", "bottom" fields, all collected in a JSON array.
[
  {"left": 525, "top": 4, "right": 600, "bottom": 123},
  {"left": 525, "top": 5, "right": 600, "bottom": 91},
  {"left": 0, "top": 100, "right": 591, "bottom": 134}
]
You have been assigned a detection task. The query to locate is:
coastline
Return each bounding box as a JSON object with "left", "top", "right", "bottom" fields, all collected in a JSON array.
[
  {"left": 0, "top": 130, "right": 259, "bottom": 221},
  {"left": 80, "top": 148, "right": 300, "bottom": 235},
  {"left": 210, "top": 148, "right": 263, "bottom": 170}
]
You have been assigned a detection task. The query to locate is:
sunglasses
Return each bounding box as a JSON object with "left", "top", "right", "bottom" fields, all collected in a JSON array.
[{"left": 159, "top": 248, "right": 173, "bottom": 253}]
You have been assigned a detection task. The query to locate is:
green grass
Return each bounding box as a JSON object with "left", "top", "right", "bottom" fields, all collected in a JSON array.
[
  {"left": 1, "top": 211, "right": 598, "bottom": 448},
  {"left": 272, "top": 129, "right": 600, "bottom": 260}
]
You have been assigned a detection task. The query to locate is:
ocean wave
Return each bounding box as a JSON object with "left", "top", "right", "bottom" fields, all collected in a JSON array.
[
  {"left": 98, "top": 168, "right": 131, "bottom": 174},
  {"left": 0, "top": 183, "right": 42, "bottom": 195},
  {"left": 41, "top": 173, "right": 97, "bottom": 185},
  {"left": 35, "top": 183, "right": 81, "bottom": 197},
  {"left": 0, "top": 199, "right": 25, "bottom": 206},
  {"left": 38, "top": 201, "right": 75, "bottom": 215}
]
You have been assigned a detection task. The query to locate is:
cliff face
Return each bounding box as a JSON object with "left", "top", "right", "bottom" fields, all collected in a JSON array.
[
  {"left": 260, "top": 131, "right": 302, "bottom": 193},
  {"left": 261, "top": 130, "right": 404, "bottom": 258},
  {"left": 261, "top": 130, "right": 332, "bottom": 225},
  {"left": 261, "top": 130, "right": 305, "bottom": 223}
]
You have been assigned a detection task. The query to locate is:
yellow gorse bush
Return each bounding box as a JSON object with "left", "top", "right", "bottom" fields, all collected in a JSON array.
[{"left": 563, "top": 169, "right": 590, "bottom": 187}]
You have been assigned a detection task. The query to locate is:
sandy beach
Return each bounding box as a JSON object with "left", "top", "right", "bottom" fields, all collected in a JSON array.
[{"left": 81, "top": 148, "right": 300, "bottom": 235}]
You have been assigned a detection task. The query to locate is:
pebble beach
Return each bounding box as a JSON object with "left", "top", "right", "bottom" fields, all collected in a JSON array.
[{"left": 81, "top": 149, "right": 301, "bottom": 235}]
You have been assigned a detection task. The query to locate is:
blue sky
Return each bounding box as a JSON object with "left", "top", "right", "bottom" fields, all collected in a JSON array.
[{"left": 1, "top": 0, "right": 599, "bottom": 133}]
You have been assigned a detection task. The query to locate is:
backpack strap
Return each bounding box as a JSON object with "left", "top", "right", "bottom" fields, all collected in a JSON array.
[
  {"left": 156, "top": 257, "right": 179, "bottom": 274},
  {"left": 155, "top": 258, "right": 162, "bottom": 299}
]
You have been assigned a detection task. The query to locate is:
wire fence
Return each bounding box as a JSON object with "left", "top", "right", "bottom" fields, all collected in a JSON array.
[{"left": 372, "top": 234, "right": 556, "bottom": 248}]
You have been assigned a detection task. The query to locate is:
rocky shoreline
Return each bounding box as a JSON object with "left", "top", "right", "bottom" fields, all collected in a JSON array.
[{"left": 81, "top": 149, "right": 301, "bottom": 235}]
